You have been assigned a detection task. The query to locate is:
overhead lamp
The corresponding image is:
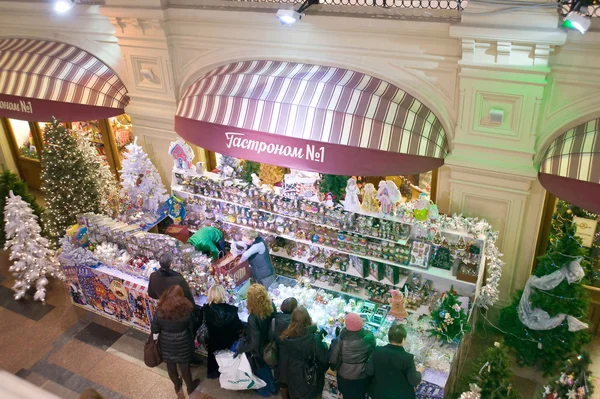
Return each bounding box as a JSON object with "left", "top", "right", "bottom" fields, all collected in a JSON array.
[
  {"left": 276, "top": 0, "right": 319, "bottom": 26},
  {"left": 563, "top": 11, "right": 591, "bottom": 33},
  {"left": 54, "top": 0, "right": 76, "bottom": 13}
]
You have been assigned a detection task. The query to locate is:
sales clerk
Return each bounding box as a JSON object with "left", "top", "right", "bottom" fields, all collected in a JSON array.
[
  {"left": 233, "top": 230, "right": 275, "bottom": 288},
  {"left": 188, "top": 226, "right": 226, "bottom": 260}
]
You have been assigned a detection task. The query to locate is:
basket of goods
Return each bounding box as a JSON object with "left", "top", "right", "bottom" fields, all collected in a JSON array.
[{"left": 213, "top": 254, "right": 251, "bottom": 287}]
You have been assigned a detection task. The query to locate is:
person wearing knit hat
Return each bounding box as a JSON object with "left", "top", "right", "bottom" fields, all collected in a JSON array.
[{"left": 329, "top": 313, "right": 376, "bottom": 399}]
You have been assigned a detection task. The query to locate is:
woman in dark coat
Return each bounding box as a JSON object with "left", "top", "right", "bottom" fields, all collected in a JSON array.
[
  {"left": 329, "top": 313, "right": 376, "bottom": 399},
  {"left": 237, "top": 284, "right": 277, "bottom": 397},
  {"left": 151, "top": 285, "right": 201, "bottom": 395},
  {"left": 279, "top": 307, "right": 329, "bottom": 399},
  {"left": 203, "top": 284, "right": 244, "bottom": 379},
  {"left": 270, "top": 297, "right": 298, "bottom": 399}
]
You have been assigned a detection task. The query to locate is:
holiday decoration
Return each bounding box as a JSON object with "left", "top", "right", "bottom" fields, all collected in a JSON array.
[
  {"left": 169, "top": 138, "right": 195, "bottom": 170},
  {"left": 499, "top": 222, "right": 591, "bottom": 374},
  {"left": 218, "top": 155, "right": 241, "bottom": 179},
  {"left": 414, "top": 193, "right": 432, "bottom": 221},
  {"left": 456, "top": 342, "right": 520, "bottom": 399},
  {"left": 388, "top": 289, "right": 409, "bottom": 319},
  {"left": 120, "top": 137, "right": 168, "bottom": 217},
  {"left": 259, "top": 163, "right": 285, "bottom": 186},
  {"left": 431, "top": 246, "right": 452, "bottom": 270},
  {"left": 319, "top": 174, "right": 349, "bottom": 203},
  {"left": 4, "top": 191, "right": 63, "bottom": 301},
  {"left": 41, "top": 118, "right": 101, "bottom": 242},
  {"left": 542, "top": 353, "right": 594, "bottom": 399},
  {"left": 429, "top": 287, "right": 470, "bottom": 343},
  {"left": 377, "top": 180, "right": 400, "bottom": 216},
  {"left": 344, "top": 177, "right": 361, "bottom": 212},
  {"left": 240, "top": 160, "right": 261, "bottom": 184},
  {"left": 0, "top": 167, "right": 44, "bottom": 246},
  {"left": 361, "top": 183, "right": 379, "bottom": 212},
  {"left": 458, "top": 385, "right": 482, "bottom": 399}
]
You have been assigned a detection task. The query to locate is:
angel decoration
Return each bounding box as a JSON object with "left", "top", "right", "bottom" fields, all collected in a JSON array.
[
  {"left": 344, "top": 177, "right": 361, "bottom": 212},
  {"left": 361, "top": 183, "right": 379, "bottom": 212}
]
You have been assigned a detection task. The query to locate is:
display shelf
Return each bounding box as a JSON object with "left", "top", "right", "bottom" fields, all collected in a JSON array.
[
  {"left": 218, "top": 219, "right": 476, "bottom": 290},
  {"left": 173, "top": 186, "right": 411, "bottom": 246},
  {"left": 311, "top": 278, "right": 371, "bottom": 301}
]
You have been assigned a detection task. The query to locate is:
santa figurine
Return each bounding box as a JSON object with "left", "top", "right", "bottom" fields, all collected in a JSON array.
[
  {"left": 361, "top": 183, "right": 379, "bottom": 212},
  {"left": 344, "top": 177, "right": 361, "bottom": 212}
]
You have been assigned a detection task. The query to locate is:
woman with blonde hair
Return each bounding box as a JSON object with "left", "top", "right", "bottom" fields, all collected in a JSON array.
[
  {"left": 234, "top": 229, "right": 275, "bottom": 287},
  {"left": 203, "top": 284, "right": 243, "bottom": 379},
  {"left": 237, "top": 284, "right": 277, "bottom": 396}
]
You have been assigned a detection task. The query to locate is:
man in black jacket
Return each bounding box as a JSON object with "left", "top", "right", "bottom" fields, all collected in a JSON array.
[
  {"left": 148, "top": 253, "right": 195, "bottom": 305},
  {"left": 366, "top": 323, "right": 425, "bottom": 399}
]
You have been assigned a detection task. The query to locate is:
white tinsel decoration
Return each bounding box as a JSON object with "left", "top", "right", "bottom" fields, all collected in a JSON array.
[
  {"left": 94, "top": 242, "right": 120, "bottom": 266},
  {"left": 459, "top": 384, "right": 482, "bottom": 399},
  {"left": 120, "top": 137, "right": 168, "bottom": 216},
  {"left": 4, "top": 191, "right": 64, "bottom": 301},
  {"left": 59, "top": 235, "right": 100, "bottom": 268}
]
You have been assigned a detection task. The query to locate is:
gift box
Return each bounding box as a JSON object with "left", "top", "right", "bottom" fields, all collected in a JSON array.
[
  {"left": 456, "top": 263, "right": 478, "bottom": 284},
  {"left": 165, "top": 225, "right": 190, "bottom": 243},
  {"left": 213, "top": 254, "right": 251, "bottom": 287},
  {"left": 386, "top": 265, "right": 401, "bottom": 285},
  {"left": 369, "top": 261, "right": 385, "bottom": 281}
]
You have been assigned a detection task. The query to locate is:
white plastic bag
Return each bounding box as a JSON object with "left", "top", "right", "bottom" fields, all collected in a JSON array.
[{"left": 215, "top": 350, "right": 266, "bottom": 390}]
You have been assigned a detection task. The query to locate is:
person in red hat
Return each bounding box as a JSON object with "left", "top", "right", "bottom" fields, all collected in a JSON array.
[{"left": 329, "top": 313, "right": 376, "bottom": 399}]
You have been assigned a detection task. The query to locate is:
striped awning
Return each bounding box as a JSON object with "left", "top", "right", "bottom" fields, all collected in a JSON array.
[
  {"left": 175, "top": 60, "right": 448, "bottom": 176},
  {"left": 0, "top": 38, "right": 129, "bottom": 122},
  {"left": 539, "top": 118, "right": 600, "bottom": 213}
]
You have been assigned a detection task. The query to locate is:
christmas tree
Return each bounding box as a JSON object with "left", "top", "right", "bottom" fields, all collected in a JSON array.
[
  {"left": 240, "top": 160, "right": 261, "bottom": 184},
  {"left": 217, "top": 155, "right": 241, "bottom": 179},
  {"left": 498, "top": 222, "right": 591, "bottom": 375},
  {"left": 455, "top": 342, "right": 520, "bottom": 399},
  {"left": 319, "top": 174, "right": 349, "bottom": 202},
  {"left": 429, "top": 287, "right": 470, "bottom": 343},
  {"left": 75, "top": 132, "right": 123, "bottom": 219},
  {"left": 41, "top": 118, "right": 101, "bottom": 242},
  {"left": 541, "top": 352, "right": 594, "bottom": 399},
  {"left": 259, "top": 163, "right": 284, "bottom": 186},
  {"left": 120, "top": 137, "right": 168, "bottom": 216},
  {"left": 0, "top": 167, "right": 45, "bottom": 246},
  {"left": 4, "top": 191, "right": 63, "bottom": 301}
]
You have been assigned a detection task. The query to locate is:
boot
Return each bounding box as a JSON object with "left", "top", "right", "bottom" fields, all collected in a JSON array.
[
  {"left": 186, "top": 378, "right": 201, "bottom": 395},
  {"left": 174, "top": 376, "right": 183, "bottom": 393},
  {"left": 280, "top": 387, "right": 291, "bottom": 399}
]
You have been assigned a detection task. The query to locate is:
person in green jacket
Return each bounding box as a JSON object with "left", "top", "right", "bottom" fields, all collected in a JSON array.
[{"left": 188, "top": 226, "right": 226, "bottom": 260}]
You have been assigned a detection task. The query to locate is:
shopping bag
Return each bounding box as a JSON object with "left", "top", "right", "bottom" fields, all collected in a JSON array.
[
  {"left": 215, "top": 351, "right": 267, "bottom": 391},
  {"left": 144, "top": 334, "right": 162, "bottom": 368}
]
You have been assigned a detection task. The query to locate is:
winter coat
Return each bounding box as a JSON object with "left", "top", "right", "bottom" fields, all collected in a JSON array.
[
  {"left": 147, "top": 269, "right": 195, "bottom": 305},
  {"left": 203, "top": 302, "right": 244, "bottom": 351},
  {"left": 279, "top": 325, "right": 329, "bottom": 399},
  {"left": 236, "top": 303, "right": 276, "bottom": 368},
  {"left": 151, "top": 309, "right": 197, "bottom": 364},
  {"left": 366, "top": 344, "right": 422, "bottom": 399},
  {"left": 269, "top": 312, "right": 293, "bottom": 383},
  {"left": 329, "top": 328, "right": 376, "bottom": 380}
]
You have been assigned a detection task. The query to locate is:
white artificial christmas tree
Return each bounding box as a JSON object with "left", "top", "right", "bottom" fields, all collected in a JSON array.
[
  {"left": 4, "top": 191, "right": 63, "bottom": 301},
  {"left": 119, "top": 137, "right": 168, "bottom": 217},
  {"left": 75, "top": 132, "right": 123, "bottom": 218}
]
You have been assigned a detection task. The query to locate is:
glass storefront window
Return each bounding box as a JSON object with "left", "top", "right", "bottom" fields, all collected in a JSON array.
[
  {"left": 9, "top": 119, "right": 38, "bottom": 160},
  {"left": 109, "top": 114, "right": 134, "bottom": 160},
  {"left": 72, "top": 120, "right": 109, "bottom": 165}
]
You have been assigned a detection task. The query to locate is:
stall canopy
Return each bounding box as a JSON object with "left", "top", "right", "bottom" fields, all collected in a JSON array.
[
  {"left": 0, "top": 38, "right": 129, "bottom": 122},
  {"left": 539, "top": 118, "right": 600, "bottom": 214},
  {"left": 175, "top": 60, "right": 449, "bottom": 176}
]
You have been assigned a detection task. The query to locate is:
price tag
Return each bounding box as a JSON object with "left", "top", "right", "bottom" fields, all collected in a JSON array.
[{"left": 573, "top": 216, "right": 598, "bottom": 248}]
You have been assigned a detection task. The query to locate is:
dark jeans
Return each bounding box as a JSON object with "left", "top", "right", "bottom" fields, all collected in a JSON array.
[
  {"left": 166, "top": 362, "right": 193, "bottom": 391},
  {"left": 207, "top": 344, "right": 219, "bottom": 376},
  {"left": 255, "top": 364, "right": 276, "bottom": 397},
  {"left": 337, "top": 375, "right": 369, "bottom": 399}
]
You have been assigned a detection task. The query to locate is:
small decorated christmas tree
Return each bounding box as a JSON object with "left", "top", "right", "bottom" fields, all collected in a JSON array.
[
  {"left": 240, "top": 160, "right": 261, "bottom": 184},
  {"left": 320, "top": 174, "right": 349, "bottom": 202},
  {"left": 0, "top": 167, "right": 44, "bottom": 246},
  {"left": 541, "top": 352, "right": 594, "bottom": 399},
  {"left": 4, "top": 191, "right": 63, "bottom": 301},
  {"left": 498, "top": 222, "right": 590, "bottom": 375},
  {"left": 120, "top": 137, "right": 168, "bottom": 216},
  {"left": 455, "top": 342, "right": 520, "bottom": 399},
  {"left": 259, "top": 163, "right": 284, "bottom": 186},
  {"left": 217, "top": 155, "right": 241, "bottom": 179},
  {"left": 429, "top": 287, "right": 470, "bottom": 343},
  {"left": 41, "top": 118, "right": 101, "bottom": 242}
]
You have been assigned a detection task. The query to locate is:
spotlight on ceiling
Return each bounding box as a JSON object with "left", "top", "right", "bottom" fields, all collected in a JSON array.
[
  {"left": 276, "top": 0, "right": 319, "bottom": 26},
  {"left": 563, "top": 11, "right": 591, "bottom": 33},
  {"left": 55, "top": 0, "right": 76, "bottom": 13}
]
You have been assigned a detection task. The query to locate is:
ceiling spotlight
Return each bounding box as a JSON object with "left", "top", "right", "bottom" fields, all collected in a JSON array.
[
  {"left": 276, "top": 0, "right": 319, "bottom": 26},
  {"left": 55, "top": 0, "right": 76, "bottom": 13},
  {"left": 563, "top": 11, "right": 591, "bottom": 33}
]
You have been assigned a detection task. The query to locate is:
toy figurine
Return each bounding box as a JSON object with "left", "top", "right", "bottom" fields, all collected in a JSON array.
[
  {"left": 325, "top": 192, "right": 335, "bottom": 207},
  {"left": 361, "top": 182, "right": 379, "bottom": 212},
  {"left": 344, "top": 177, "right": 361, "bottom": 212},
  {"left": 378, "top": 180, "right": 400, "bottom": 216}
]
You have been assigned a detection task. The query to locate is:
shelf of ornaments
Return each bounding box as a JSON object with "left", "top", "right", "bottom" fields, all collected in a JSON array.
[{"left": 173, "top": 186, "right": 411, "bottom": 247}]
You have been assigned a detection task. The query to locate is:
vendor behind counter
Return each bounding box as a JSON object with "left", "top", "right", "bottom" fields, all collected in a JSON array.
[{"left": 188, "top": 226, "right": 226, "bottom": 260}]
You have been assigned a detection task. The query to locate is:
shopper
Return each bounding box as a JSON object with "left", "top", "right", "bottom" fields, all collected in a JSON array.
[
  {"left": 203, "top": 284, "right": 244, "bottom": 379},
  {"left": 279, "top": 307, "right": 329, "bottom": 399},
  {"left": 235, "top": 230, "right": 275, "bottom": 288},
  {"left": 270, "top": 297, "right": 298, "bottom": 399},
  {"left": 148, "top": 252, "right": 195, "bottom": 305},
  {"left": 151, "top": 285, "right": 201, "bottom": 395},
  {"left": 236, "top": 284, "right": 277, "bottom": 397},
  {"left": 188, "top": 226, "right": 226, "bottom": 260},
  {"left": 329, "top": 313, "right": 376, "bottom": 399},
  {"left": 366, "top": 323, "right": 424, "bottom": 399}
]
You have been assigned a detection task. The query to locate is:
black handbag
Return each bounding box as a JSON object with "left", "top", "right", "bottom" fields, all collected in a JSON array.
[
  {"left": 304, "top": 337, "right": 318, "bottom": 386},
  {"left": 263, "top": 319, "right": 278, "bottom": 367}
]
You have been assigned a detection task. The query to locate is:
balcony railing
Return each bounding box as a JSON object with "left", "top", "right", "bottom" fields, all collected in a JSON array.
[{"left": 223, "top": 0, "right": 464, "bottom": 10}]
